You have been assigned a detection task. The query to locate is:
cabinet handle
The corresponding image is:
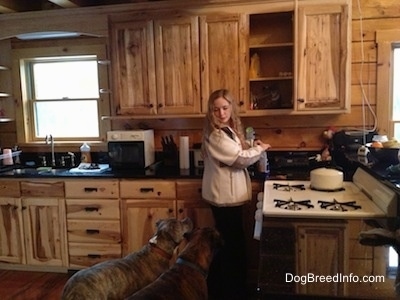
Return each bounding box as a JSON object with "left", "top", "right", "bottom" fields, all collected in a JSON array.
[
  {"left": 149, "top": 103, "right": 154, "bottom": 108},
  {"left": 168, "top": 208, "right": 174, "bottom": 213},
  {"left": 239, "top": 101, "right": 244, "bottom": 106},
  {"left": 158, "top": 103, "right": 163, "bottom": 108},
  {"left": 84, "top": 187, "right": 98, "bottom": 193},
  {"left": 86, "top": 229, "right": 100, "bottom": 235},
  {"left": 140, "top": 187, "right": 154, "bottom": 193},
  {"left": 297, "top": 98, "right": 305, "bottom": 103},
  {"left": 178, "top": 208, "right": 184, "bottom": 214},
  {"left": 85, "top": 207, "right": 99, "bottom": 212},
  {"left": 87, "top": 254, "right": 101, "bottom": 259}
]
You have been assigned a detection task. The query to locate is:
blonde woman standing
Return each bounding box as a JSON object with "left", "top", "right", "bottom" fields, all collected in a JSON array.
[{"left": 202, "top": 89, "right": 270, "bottom": 299}]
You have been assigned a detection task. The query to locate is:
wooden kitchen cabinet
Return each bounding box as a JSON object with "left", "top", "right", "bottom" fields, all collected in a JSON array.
[
  {"left": 65, "top": 179, "right": 121, "bottom": 269},
  {"left": 20, "top": 180, "right": 68, "bottom": 267},
  {"left": 247, "top": 1, "right": 350, "bottom": 115},
  {"left": 200, "top": 13, "right": 248, "bottom": 113},
  {"left": 120, "top": 179, "right": 176, "bottom": 255},
  {"left": 0, "top": 180, "right": 24, "bottom": 264},
  {"left": 296, "top": 3, "right": 351, "bottom": 113},
  {"left": 176, "top": 180, "right": 214, "bottom": 228},
  {"left": 296, "top": 221, "right": 347, "bottom": 296},
  {"left": 0, "top": 39, "right": 14, "bottom": 122},
  {"left": 110, "top": 13, "right": 201, "bottom": 116}
]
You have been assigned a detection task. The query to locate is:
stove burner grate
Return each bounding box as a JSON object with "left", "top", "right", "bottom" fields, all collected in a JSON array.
[
  {"left": 274, "top": 197, "right": 314, "bottom": 210},
  {"left": 318, "top": 199, "right": 361, "bottom": 211},
  {"left": 273, "top": 183, "right": 306, "bottom": 191}
]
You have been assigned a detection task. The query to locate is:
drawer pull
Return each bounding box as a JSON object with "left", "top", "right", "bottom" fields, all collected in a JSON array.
[
  {"left": 88, "top": 254, "right": 101, "bottom": 259},
  {"left": 86, "top": 229, "right": 100, "bottom": 235},
  {"left": 140, "top": 187, "right": 154, "bottom": 193},
  {"left": 85, "top": 207, "right": 99, "bottom": 212},
  {"left": 84, "top": 187, "right": 98, "bottom": 193}
]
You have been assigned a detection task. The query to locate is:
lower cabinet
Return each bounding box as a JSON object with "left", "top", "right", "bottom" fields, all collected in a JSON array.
[
  {"left": 259, "top": 218, "right": 347, "bottom": 297},
  {"left": 21, "top": 180, "right": 68, "bottom": 267},
  {"left": 65, "top": 180, "right": 121, "bottom": 269},
  {"left": 0, "top": 180, "right": 24, "bottom": 264}
]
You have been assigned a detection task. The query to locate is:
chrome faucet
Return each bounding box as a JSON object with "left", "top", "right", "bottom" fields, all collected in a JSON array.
[{"left": 45, "top": 134, "right": 55, "bottom": 167}]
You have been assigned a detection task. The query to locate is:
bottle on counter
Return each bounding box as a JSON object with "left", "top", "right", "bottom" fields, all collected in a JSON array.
[
  {"left": 80, "top": 142, "right": 92, "bottom": 163},
  {"left": 258, "top": 151, "right": 270, "bottom": 178}
]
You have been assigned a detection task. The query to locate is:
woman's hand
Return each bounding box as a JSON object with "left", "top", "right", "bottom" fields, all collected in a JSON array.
[{"left": 254, "top": 140, "right": 271, "bottom": 150}]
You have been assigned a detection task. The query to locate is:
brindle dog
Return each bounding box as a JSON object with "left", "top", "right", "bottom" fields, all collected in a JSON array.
[
  {"left": 127, "top": 227, "right": 223, "bottom": 300},
  {"left": 61, "top": 218, "right": 193, "bottom": 300}
]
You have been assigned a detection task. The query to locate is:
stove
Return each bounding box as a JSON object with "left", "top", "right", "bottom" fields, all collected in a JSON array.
[{"left": 262, "top": 167, "right": 397, "bottom": 219}]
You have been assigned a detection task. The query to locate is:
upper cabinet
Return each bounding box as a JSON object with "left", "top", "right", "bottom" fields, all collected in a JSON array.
[
  {"left": 247, "top": 2, "right": 350, "bottom": 115},
  {"left": 108, "top": 0, "right": 351, "bottom": 118},
  {"left": 110, "top": 13, "right": 200, "bottom": 116},
  {"left": 296, "top": 4, "right": 350, "bottom": 113},
  {"left": 200, "top": 14, "right": 248, "bottom": 113}
]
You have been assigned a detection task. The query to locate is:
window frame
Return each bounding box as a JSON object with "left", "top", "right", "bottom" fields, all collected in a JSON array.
[
  {"left": 376, "top": 30, "right": 400, "bottom": 139},
  {"left": 12, "top": 38, "right": 111, "bottom": 145}
]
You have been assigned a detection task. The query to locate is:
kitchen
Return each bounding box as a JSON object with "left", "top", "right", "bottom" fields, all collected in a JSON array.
[{"left": 0, "top": 0, "right": 399, "bottom": 299}]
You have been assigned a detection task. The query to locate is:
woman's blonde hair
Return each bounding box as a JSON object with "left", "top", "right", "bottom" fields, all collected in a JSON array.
[{"left": 203, "top": 89, "right": 248, "bottom": 148}]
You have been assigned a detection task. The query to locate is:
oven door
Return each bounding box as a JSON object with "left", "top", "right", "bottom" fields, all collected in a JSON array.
[{"left": 108, "top": 141, "right": 145, "bottom": 170}]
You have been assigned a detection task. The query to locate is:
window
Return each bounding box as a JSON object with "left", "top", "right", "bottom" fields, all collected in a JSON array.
[
  {"left": 376, "top": 31, "right": 400, "bottom": 140},
  {"left": 13, "top": 39, "right": 110, "bottom": 144}
]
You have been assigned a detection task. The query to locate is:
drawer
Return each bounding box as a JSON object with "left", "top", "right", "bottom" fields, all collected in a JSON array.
[
  {"left": 67, "top": 219, "right": 121, "bottom": 243},
  {"left": 176, "top": 180, "right": 202, "bottom": 200},
  {"left": 65, "top": 180, "right": 119, "bottom": 199},
  {"left": 21, "top": 180, "right": 64, "bottom": 197},
  {"left": 120, "top": 180, "right": 176, "bottom": 199},
  {"left": 0, "top": 180, "right": 20, "bottom": 197},
  {"left": 69, "top": 242, "right": 121, "bottom": 269},
  {"left": 66, "top": 199, "right": 120, "bottom": 220}
]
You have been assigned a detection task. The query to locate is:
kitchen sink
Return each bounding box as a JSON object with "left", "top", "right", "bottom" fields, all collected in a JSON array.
[{"left": 6, "top": 166, "right": 70, "bottom": 176}]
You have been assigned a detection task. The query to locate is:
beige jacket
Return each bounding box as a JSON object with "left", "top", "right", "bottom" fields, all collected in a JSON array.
[{"left": 201, "top": 127, "right": 264, "bottom": 207}]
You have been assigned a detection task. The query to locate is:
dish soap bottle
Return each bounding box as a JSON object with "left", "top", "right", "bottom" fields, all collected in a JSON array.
[{"left": 80, "top": 143, "right": 92, "bottom": 163}]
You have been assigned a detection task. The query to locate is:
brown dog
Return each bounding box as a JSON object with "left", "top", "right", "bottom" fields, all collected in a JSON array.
[
  {"left": 61, "top": 218, "right": 193, "bottom": 300},
  {"left": 127, "top": 227, "right": 223, "bottom": 300}
]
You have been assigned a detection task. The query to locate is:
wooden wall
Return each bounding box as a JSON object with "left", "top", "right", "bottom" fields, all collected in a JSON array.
[{"left": 0, "top": 0, "right": 398, "bottom": 153}]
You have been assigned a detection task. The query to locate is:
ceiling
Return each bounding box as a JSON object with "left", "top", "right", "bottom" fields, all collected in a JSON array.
[{"left": 0, "top": 0, "right": 162, "bottom": 14}]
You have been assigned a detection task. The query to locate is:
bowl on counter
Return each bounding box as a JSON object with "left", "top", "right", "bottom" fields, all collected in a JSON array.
[{"left": 366, "top": 143, "right": 400, "bottom": 165}]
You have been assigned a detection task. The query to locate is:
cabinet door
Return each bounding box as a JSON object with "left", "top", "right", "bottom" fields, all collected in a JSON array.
[
  {"left": 121, "top": 199, "right": 175, "bottom": 255},
  {"left": 22, "top": 197, "right": 68, "bottom": 267},
  {"left": 0, "top": 197, "right": 25, "bottom": 264},
  {"left": 296, "top": 223, "right": 346, "bottom": 296},
  {"left": 110, "top": 20, "right": 157, "bottom": 115},
  {"left": 200, "top": 14, "right": 248, "bottom": 113},
  {"left": 296, "top": 4, "right": 350, "bottom": 113},
  {"left": 154, "top": 16, "right": 200, "bottom": 114}
]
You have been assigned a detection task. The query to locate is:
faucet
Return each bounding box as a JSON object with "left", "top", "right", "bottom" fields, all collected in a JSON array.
[{"left": 45, "top": 134, "right": 55, "bottom": 167}]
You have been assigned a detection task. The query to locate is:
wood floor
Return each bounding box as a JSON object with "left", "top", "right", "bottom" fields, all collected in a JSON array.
[{"left": 0, "top": 270, "right": 70, "bottom": 300}]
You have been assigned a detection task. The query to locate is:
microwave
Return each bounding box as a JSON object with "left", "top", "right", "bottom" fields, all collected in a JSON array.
[{"left": 107, "top": 130, "right": 155, "bottom": 170}]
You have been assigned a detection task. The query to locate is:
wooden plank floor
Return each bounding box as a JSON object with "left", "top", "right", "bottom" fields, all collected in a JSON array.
[{"left": 0, "top": 270, "right": 70, "bottom": 300}]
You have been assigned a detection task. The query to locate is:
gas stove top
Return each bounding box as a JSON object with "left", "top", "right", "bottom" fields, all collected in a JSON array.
[{"left": 263, "top": 168, "right": 397, "bottom": 219}]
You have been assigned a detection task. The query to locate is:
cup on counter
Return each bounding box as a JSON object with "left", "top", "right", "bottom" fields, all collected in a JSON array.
[{"left": 2, "top": 148, "right": 13, "bottom": 165}]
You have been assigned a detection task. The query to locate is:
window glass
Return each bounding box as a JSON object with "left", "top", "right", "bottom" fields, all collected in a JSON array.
[
  {"left": 24, "top": 56, "right": 101, "bottom": 139},
  {"left": 393, "top": 48, "right": 400, "bottom": 140},
  {"left": 33, "top": 58, "right": 99, "bottom": 99}
]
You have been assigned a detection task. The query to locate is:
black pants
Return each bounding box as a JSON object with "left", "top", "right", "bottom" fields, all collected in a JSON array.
[{"left": 207, "top": 205, "right": 247, "bottom": 300}]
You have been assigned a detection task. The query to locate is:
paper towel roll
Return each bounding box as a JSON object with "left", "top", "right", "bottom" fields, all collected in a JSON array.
[
  {"left": 2, "top": 148, "right": 13, "bottom": 166},
  {"left": 179, "top": 136, "right": 190, "bottom": 169}
]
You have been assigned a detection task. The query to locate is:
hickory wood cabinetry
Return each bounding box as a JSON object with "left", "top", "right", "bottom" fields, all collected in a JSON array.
[
  {"left": 0, "top": 180, "right": 67, "bottom": 268},
  {"left": 248, "top": 1, "right": 350, "bottom": 115},
  {"left": 110, "top": 12, "right": 246, "bottom": 116},
  {"left": 0, "top": 180, "right": 23, "bottom": 264},
  {"left": 259, "top": 219, "right": 347, "bottom": 297},
  {"left": 110, "top": 14, "right": 201, "bottom": 116},
  {"left": 120, "top": 179, "right": 176, "bottom": 255},
  {"left": 0, "top": 39, "right": 14, "bottom": 122},
  {"left": 65, "top": 179, "right": 121, "bottom": 269},
  {"left": 120, "top": 179, "right": 215, "bottom": 255}
]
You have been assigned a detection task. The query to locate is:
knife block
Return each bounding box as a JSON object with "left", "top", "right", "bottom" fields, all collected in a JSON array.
[{"left": 163, "top": 149, "right": 179, "bottom": 167}]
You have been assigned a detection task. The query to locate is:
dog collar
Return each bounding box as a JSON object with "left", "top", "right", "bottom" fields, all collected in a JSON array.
[
  {"left": 176, "top": 258, "right": 208, "bottom": 278},
  {"left": 150, "top": 243, "right": 173, "bottom": 260}
]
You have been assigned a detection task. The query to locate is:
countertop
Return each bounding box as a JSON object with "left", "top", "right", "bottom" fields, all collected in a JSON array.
[{"left": 0, "top": 162, "right": 268, "bottom": 181}]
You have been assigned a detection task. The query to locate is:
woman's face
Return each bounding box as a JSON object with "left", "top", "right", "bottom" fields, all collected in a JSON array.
[{"left": 213, "top": 97, "right": 232, "bottom": 125}]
